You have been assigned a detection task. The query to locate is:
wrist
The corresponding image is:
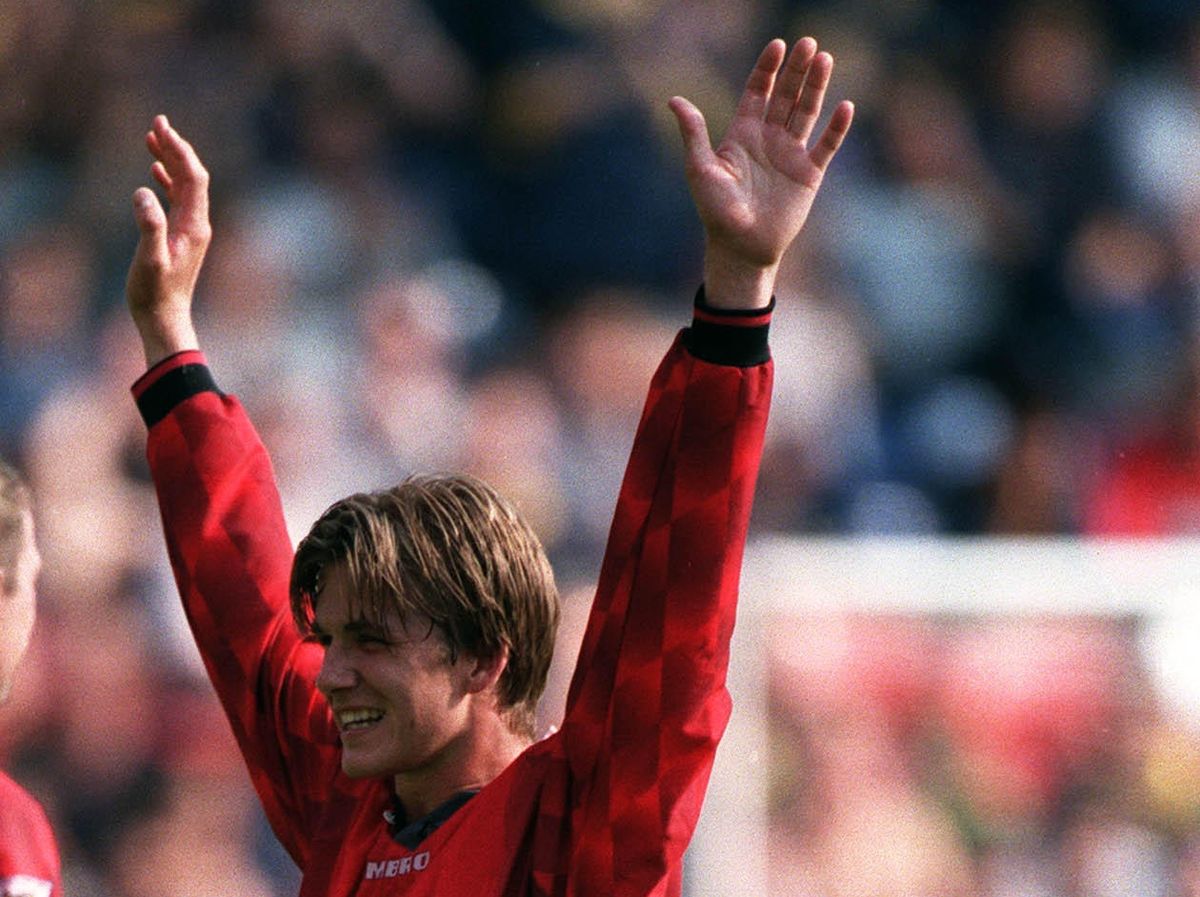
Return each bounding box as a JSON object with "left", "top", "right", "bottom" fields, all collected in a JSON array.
[
  {"left": 702, "top": 247, "right": 777, "bottom": 310},
  {"left": 134, "top": 314, "right": 200, "bottom": 368}
]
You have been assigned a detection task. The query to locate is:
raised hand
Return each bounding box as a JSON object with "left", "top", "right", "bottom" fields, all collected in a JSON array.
[
  {"left": 125, "top": 115, "right": 212, "bottom": 365},
  {"left": 669, "top": 38, "right": 854, "bottom": 309}
]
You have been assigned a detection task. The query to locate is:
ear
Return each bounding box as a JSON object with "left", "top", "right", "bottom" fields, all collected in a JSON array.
[{"left": 463, "top": 644, "right": 509, "bottom": 696}]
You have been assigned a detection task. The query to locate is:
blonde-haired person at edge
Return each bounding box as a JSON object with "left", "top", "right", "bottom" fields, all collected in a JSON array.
[
  {"left": 0, "top": 460, "right": 58, "bottom": 897},
  {"left": 124, "top": 38, "right": 851, "bottom": 896}
]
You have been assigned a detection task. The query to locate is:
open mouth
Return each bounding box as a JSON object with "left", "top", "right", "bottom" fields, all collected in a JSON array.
[{"left": 338, "top": 708, "right": 385, "bottom": 732}]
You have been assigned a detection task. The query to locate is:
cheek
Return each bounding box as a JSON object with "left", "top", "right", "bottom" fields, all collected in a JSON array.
[
  {"left": 0, "top": 600, "right": 32, "bottom": 695},
  {"left": 389, "top": 669, "right": 450, "bottom": 712},
  {"left": 0, "top": 594, "right": 30, "bottom": 644},
  {"left": 386, "top": 665, "right": 468, "bottom": 727}
]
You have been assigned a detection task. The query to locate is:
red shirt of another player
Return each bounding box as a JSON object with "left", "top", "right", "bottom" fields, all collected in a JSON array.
[{"left": 0, "top": 771, "right": 60, "bottom": 897}]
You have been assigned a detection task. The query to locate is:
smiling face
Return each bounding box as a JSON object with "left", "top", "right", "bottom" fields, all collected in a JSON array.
[
  {"left": 0, "top": 510, "right": 40, "bottom": 703},
  {"left": 291, "top": 477, "right": 560, "bottom": 744},
  {"left": 313, "top": 560, "right": 483, "bottom": 782}
]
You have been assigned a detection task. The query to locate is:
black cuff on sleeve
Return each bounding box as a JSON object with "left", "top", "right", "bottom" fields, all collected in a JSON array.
[
  {"left": 680, "top": 285, "right": 773, "bottom": 367},
  {"left": 136, "top": 364, "right": 222, "bottom": 427}
]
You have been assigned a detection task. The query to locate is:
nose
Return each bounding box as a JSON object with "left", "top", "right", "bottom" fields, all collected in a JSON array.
[{"left": 315, "top": 642, "right": 358, "bottom": 696}]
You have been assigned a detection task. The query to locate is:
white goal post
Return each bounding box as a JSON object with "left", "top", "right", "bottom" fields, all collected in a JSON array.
[{"left": 688, "top": 535, "right": 1200, "bottom": 896}]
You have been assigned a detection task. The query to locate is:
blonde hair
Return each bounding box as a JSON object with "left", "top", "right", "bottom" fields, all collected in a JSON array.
[
  {"left": 0, "top": 459, "right": 30, "bottom": 595},
  {"left": 291, "top": 474, "right": 559, "bottom": 739}
]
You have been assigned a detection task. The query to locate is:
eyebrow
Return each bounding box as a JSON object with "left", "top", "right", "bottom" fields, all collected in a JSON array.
[
  {"left": 344, "top": 619, "right": 385, "bottom": 634},
  {"left": 309, "top": 618, "right": 386, "bottom": 638}
]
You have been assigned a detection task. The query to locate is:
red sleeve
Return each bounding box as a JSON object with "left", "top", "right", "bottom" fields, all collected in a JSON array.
[
  {"left": 133, "top": 350, "right": 338, "bottom": 868},
  {"left": 0, "top": 772, "right": 61, "bottom": 897},
  {"left": 560, "top": 295, "right": 773, "bottom": 893}
]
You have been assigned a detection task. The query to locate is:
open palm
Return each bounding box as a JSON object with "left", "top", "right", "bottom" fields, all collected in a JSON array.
[
  {"left": 670, "top": 38, "right": 853, "bottom": 271},
  {"left": 125, "top": 115, "right": 212, "bottom": 363}
]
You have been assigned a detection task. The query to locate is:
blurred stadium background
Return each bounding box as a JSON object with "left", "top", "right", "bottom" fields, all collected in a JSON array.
[{"left": 3, "top": 0, "right": 1200, "bottom": 894}]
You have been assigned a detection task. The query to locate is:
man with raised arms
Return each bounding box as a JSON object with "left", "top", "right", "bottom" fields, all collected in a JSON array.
[{"left": 124, "top": 38, "right": 851, "bottom": 896}]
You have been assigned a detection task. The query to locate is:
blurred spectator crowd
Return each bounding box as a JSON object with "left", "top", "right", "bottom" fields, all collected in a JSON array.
[
  {"left": 4, "top": 0, "right": 1200, "bottom": 894},
  {"left": 768, "top": 612, "right": 1200, "bottom": 897}
]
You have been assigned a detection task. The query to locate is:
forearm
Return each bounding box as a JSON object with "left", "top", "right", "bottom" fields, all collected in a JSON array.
[
  {"left": 561, "top": 322, "right": 772, "bottom": 890},
  {"left": 134, "top": 353, "right": 334, "bottom": 862},
  {"left": 564, "top": 304, "right": 773, "bottom": 751},
  {"left": 135, "top": 354, "right": 295, "bottom": 675}
]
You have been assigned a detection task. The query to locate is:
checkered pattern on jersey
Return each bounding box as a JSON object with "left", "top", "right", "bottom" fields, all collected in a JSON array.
[
  {"left": 136, "top": 350, "right": 358, "bottom": 867},
  {"left": 135, "top": 298, "right": 772, "bottom": 896},
  {"left": 548, "top": 329, "right": 771, "bottom": 896}
]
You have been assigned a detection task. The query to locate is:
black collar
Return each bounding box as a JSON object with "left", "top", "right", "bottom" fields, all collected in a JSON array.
[{"left": 386, "top": 790, "right": 479, "bottom": 849}]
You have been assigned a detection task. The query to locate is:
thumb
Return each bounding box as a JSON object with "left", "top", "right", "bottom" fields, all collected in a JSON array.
[
  {"left": 668, "top": 96, "right": 714, "bottom": 171},
  {"left": 131, "top": 187, "right": 168, "bottom": 264}
]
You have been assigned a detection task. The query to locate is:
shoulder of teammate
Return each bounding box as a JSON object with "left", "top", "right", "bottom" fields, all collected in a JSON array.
[{"left": 0, "top": 771, "right": 60, "bottom": 890}]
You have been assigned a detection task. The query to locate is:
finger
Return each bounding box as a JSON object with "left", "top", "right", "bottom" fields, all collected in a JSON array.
[
  {"left": 808, "top": 100, "right": 855, "bottom": 173},
  {"left": 733, "top": 39, "right": 786, "bottom": 122},
  {"left": 151, "top": 115, "right": 179, "bottom": 164},
  {"left": 149, "top": 116, "right": 177, "bottom": 169},
  {"left": 765, "top": 37, "right": 817, "bottom": 128},
  {"left": 131, "top": 187, "right": 169, "bottom": 268},
  {"left": 789, "top": 51, "right": 833, "bottom": 144},
  {"left": 150, "top": 115, "right": 210, "bottom": 230},
  {"left": 151, "top": 116, "right": 205, "bottom": 183},
  {"left": 151, "top": 160, "right": 173, "bottom": 193},
  {"left": 668, "top": 96, "right": 717, "bottom": 174}
]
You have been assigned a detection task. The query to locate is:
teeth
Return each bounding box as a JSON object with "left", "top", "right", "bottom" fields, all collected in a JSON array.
[{"left": 339, "top": 709, "right": 384, "bottom": 729}]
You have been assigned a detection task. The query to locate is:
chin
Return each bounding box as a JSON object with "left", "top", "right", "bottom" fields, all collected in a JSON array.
[{"left": 340, "top": 750, "right": 391, "bottom": 779}]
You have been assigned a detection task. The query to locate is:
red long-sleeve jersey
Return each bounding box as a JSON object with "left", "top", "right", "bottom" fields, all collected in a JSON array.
[
  {"left": 134, "top": 299, "right": 772, "bottom": 896},
  {"left": 0, "top": 771, "right": 60, "bottom": 897}
]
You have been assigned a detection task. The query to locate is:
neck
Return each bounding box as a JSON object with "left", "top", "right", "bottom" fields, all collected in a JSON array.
[{"left": 392, "top": 720, "right": 531, "bottom": 820}]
